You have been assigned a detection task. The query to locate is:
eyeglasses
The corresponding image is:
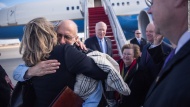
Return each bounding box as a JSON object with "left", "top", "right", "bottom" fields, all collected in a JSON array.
[
  {"left": 145, "top": 0, "right": 153, "bottom": 7},
  {"left": 57, "top": 34, "right": 74, "bottom": 40},
  {"left": 136, "top": 33, "right": 141, "bottom": 34}
]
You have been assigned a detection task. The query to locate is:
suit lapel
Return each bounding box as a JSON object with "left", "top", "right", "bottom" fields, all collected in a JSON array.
[
  {"left": 134, "top": 38, "right": 140, "bottom": 45},
  {"left": 145, "top": 40, "right": 190, "bottom": 100},
  {"left": 94, "top": 36, "right": 102, "bottom": 52}
]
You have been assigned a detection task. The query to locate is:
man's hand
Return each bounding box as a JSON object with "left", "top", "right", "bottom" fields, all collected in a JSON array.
[
  {"left": 153, "top": 33, "right": 164, "bottom": 45},
  {"left": 24, "top": 60, "right": 60, "bottom": 79},
  {"left": 75, "top": 39, "right": 87, "bottom": 50}
]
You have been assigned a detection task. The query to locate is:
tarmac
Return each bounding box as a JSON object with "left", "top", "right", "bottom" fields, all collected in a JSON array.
[{"left": 0, "top": 43, "right": 23, "bottom": 85}]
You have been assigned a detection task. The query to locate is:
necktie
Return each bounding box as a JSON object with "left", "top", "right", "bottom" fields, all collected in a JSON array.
[
  {"left": 162, "top": 49, "right": 176, "bottom": 69},
  {"left": 99, "top": 40, "right": 104, "bottom": 53}
]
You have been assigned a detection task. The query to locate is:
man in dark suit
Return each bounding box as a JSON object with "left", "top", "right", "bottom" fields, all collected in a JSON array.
[
  {"left": 130, "top": 30, "right": 147, "bottom": 52},
  {"left": 85, "top": 21, "right": 113, "bottom": 57},
  {"left": 85, "top": 21, "right": 114, "bottom": 106},
  {"left": 138, "top": 23, "right": 173, "bottom": 107},
  {"left": 143, "top": 0, "right": 190, "bottom": 107},
  {"left": 140, "top": 23, "right": 173, "bottom": 81}
]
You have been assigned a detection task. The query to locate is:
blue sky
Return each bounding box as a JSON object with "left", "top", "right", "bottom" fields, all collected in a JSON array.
[{"left": 0, "top": 0, "right": 46, "bottom": 8}]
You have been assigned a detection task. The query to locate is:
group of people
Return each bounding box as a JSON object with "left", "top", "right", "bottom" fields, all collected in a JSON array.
[{"left": 1, "top": 0, "right": 189, "bottom": 106}]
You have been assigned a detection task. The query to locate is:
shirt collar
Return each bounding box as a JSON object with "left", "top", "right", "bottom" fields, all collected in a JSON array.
[
  {"left": 136, "top": 37, "right": 141, "bottom": 41},
  {"left": 175, "top": 31, "right": 190, "bottom": 54},
  {"left": 96, "top": 36, "right": 105, "bottom": 42}
]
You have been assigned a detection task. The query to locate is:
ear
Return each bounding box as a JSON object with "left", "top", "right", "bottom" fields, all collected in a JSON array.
[{"left": 174, "top": 0, "right": 187, "bottom": 8}]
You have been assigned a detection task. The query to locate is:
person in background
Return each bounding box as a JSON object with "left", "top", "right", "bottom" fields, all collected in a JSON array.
[
  {"left": 143, "top": 0, "right": 189, "bottom": 106},
  {"left": 140, "top": 23, "right": 173, "bottom": 85},
  {"left": 117, "top": 44, "right": 147, "bottom": 107},
  {"left": 85, "top": 21, "right": 115, "bottom": 107},
  {"left": 0, "top": 65, "right": 14, "bottom": 107},
  {"left": 85, "top": 21, "right": 113, "bottom": 57},
  {"left": 130, "top": 30, "right": 147, "bottom": 52}
]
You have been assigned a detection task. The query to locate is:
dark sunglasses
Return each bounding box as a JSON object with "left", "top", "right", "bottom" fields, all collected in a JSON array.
[
  {"left": 57, "top": 34, "right": 74, "bottom": 40},
  {"left": 136, "top": 33, "right": 141, "bottom": 34}
]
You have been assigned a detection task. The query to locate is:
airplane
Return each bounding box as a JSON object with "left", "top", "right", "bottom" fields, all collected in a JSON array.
[{"left": 0, "top": 0, "right": 148, "bottom": 40}]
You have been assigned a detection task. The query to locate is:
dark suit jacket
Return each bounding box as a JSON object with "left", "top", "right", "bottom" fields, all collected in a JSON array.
[
  {"left": 117, "top": 59, "right": 147, "bottom": 107},
  {"left": 140, "top": 42, "right": 173, "bottom": 83},
  {"left": 144, "top": 40, "right": 190, "bottom": 107},
  {"left": 0, "top": 65, "right": 12, "bottom": 107},
  {"left": 130, "top": 38, "right": 147, "bottom": 52},
  {"left": 135, "top": 42, "right": 173, "bottom": 107},
  {"left": 84, "top": 36, "right": 113, "bottom": 57},
  {"left": 32, "top": 44, "right": 108, "bottom": 107}
]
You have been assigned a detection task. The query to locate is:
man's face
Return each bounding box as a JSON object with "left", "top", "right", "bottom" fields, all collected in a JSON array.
[
  {"left": 57, "top": 24, "right": 77, "bottom": 45},
  {"left": 146, "top": 24, "right": 155, "bottom": 43},
  {"left": 95, "top": 23, "right": 107, "bottom": 39},
  {"left": 147, "top": 0, "right": 170, "bottom": 36},
  {"left": 135, "top": 30, "right": 142, "bottom": 38}
]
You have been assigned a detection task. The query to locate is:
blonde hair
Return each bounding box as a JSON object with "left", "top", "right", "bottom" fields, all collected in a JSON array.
[{"left": 20, "top": 17, "right": 57, "bottom": 66}]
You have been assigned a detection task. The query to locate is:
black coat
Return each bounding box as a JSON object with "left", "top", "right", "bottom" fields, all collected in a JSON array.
[
  {"left": 0, "top": 65, "right": 13, "bottom": 107},
  {"left": 118, "top": 59, "right": 147, "bottom": 107},
  {"left": 144, "top": 40, "right": 190, "bottom": 107},
  {"left": 32, "top": 44, "right": 108, "bottom": 107},
  {"left": 140, "top": 42, "right": 173, "bottom": 84},
  {"left": 84, "top": 36, "right": 113, "bottom": 57},
  {"left": 130, "top": 38, "right": 147, "bottom": 52}
]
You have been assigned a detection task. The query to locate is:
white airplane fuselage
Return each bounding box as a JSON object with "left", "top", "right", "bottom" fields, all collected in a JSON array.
[{"left": 0, "top": 0, "right": 147, "bottom": 40}]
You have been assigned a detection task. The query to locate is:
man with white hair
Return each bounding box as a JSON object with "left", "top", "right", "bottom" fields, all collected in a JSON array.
[{"left": 85, "top": 21, "right": 113, "bottom": 57}]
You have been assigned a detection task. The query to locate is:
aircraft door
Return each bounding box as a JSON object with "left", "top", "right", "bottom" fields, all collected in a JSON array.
[
  {"left": 7, "top": 7, "right": 17, "bottom": 25},
  {"left": 94, "top": 0, "right": 102, "bottom": 7}
]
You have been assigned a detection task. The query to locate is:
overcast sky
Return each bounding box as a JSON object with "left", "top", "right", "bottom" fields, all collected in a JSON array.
[{"left": 0, "top": 0, "right": 46, "bottom": 8}]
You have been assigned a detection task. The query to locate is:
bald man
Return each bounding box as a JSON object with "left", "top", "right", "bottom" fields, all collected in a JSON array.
[
  {"left": 140, "top": 22, "right": 173, "bottom": 88},
  {"left": 130, "top": 30, "right": 147, "bottom": 52},
  {"left": 56, "top": 20, "right": 79, "bottom": 45},
  {"left": 143, "top": 0, "right": 189, "bottom": 106}
]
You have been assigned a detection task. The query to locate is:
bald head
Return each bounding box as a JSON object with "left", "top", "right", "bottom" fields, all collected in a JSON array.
[
  {"left": 57, "top": 20, "right": 78, "bottom": 35},
  {"left": 56, "top": 20, "right": 78, "bottom": 45},
  {"left": 146, "top": 23, "right": 155, "bottom": 43}
]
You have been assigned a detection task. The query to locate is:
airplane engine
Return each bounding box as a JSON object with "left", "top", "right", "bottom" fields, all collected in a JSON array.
[{"left": 138, "top": 8, "right": 152, "bottom": 39}]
